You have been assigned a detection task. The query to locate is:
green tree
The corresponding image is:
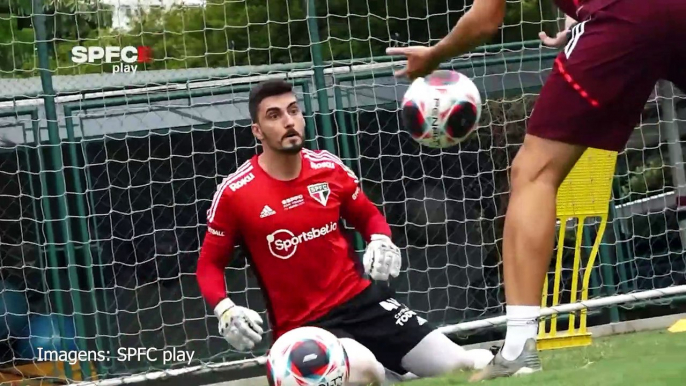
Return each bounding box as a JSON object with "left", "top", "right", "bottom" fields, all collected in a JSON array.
[
  {"left": 621, "top": 156, "right": 672, "bottom": 201},
  {"left": 114, "top": 0, "right": 311, "bottom": 70},
  {"left": 322, "top": 0, "right": 550, "bottom": 61},
  {"left": 0, "top": 14, "right": 35, "bottom": 75},
  {"left": 1, "top": 0, "right": 557, "bottom": 76},
  {"left": 0, "top": 0, "right": 114, "bottom": 77}
]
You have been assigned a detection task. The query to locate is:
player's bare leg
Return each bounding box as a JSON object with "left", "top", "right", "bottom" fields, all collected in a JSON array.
[{"left": 470, "top": 134, "right": 586, "bottom": 382}]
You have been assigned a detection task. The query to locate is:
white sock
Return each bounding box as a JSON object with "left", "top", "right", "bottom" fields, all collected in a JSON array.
[{"left": 501, "top": 305, "right": 540, "bottom": 361}]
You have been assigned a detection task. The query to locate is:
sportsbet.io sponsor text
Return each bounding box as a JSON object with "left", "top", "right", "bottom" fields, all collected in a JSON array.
[{"left": 37, "top": 347, "right": 195, "bottom": 366}]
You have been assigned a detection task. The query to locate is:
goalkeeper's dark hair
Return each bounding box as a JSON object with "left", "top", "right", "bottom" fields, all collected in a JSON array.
[{"left": 248, "top": 79, "right": 294, "bottom": 123}]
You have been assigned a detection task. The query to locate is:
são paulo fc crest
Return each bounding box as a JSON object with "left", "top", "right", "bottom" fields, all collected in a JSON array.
[{"left": 307, "top": 182, "right": 330, "bottom": 206}]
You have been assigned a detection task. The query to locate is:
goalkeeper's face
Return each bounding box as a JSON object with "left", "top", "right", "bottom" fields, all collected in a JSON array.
[{"left": 254, "top": 93, "right": 306, "bottom": 154}]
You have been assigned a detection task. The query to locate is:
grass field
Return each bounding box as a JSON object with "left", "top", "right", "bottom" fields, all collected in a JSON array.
[{"left": 409, "top": 330, "right": 686, "bottom": 386}]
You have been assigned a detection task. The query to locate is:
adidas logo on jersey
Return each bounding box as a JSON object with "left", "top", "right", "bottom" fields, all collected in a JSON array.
[{"left": 260, "top": 205, "right": 276, "bottom": 218}]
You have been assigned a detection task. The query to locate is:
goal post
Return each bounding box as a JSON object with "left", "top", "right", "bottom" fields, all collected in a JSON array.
[{"left": 0, "top": 0, "right": 686, "bottom": 384}]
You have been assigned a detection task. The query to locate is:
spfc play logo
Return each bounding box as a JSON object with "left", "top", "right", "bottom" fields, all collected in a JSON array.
[{"left": 308, "top": 183, "right": 330, "bottom": 206}]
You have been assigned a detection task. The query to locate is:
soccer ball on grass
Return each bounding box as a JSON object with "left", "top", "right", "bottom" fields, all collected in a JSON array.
[
  {"left": 401, "top": 70, "right": 482, "bottom": 148},
  {"left": 266, "top": 326, "right": 349, "bottom": 386}
]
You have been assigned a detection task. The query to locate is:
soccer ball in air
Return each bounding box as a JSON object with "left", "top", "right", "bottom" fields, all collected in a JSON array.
[
  {"left": 401, "top": 70, "right": 482, "bottom": 148},
  {"left": 266, "top": 326, "right": 349, "bottom": 386}
]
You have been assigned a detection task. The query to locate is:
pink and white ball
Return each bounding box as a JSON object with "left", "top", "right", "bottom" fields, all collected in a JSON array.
[
  {"left": 266, "top": 326, "right": 349, "bottom": 386},
  {"left": 401, "top": 70, "right": 482, "bottom": 148}
]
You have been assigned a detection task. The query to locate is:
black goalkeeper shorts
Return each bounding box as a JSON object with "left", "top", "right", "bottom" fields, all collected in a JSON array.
[{"left": 304, "top": 282, "right": 434, "bottom": 375}]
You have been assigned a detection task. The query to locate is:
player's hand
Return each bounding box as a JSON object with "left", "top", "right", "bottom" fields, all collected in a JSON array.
[
  {"left": 363, "top": 234, "right": 402, "bottom": 281},
  {"left": 214, "top": 298, "right": 264, "bottom": 351},
  {"left": 386, "top": 46, "right": 441, "bottom": 80},
  {"left": 538, "top": 29, "right": 569, "bottom": 48}
]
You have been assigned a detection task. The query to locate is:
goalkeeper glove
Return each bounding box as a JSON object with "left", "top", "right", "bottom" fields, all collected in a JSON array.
[
  {"left": 214, "top": 298, "right": 264, "bottom": 351},
  {"left": 363, "top": 234, "right": 401, "bottom": 281}
]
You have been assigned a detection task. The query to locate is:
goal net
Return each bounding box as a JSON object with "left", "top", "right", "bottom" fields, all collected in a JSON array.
[{"left": 0, "top": 0, "right": 685, "bottom": 384}]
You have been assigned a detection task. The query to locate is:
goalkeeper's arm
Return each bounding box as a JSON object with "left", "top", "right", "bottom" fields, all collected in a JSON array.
[
  {"left": 339, "top": 182, "right": 402, "bottom": 281},
  {"left": 196, "top": 227, "right": 235, "bottom": 308},
  {"left": 340, "top": 186, "right": 392, "bottom": 242},
  {"left": 196, "top": 203, "right": 264, "bottom": 351}
]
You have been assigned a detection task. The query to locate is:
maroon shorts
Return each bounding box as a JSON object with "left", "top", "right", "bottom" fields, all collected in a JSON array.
[{"left": 527, "top": 0, "right": 686, "bottom": 151}]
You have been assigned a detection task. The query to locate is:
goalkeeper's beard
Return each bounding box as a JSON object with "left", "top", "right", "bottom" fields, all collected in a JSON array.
[{"left": 277, "top": 132, "right": 304, "bottom": 154}]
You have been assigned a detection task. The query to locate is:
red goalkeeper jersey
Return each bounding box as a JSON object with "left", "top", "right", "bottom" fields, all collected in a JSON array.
[{"left": 196, "top": 149, "right": 392, "bottom": 339}]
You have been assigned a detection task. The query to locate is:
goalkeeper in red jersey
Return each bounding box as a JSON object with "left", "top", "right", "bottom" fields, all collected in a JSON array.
[
  {"left": 196, "top": 79, "right": 494, "bottom": 384},
  {"left": 387, "top": 0, "right": 686, "bottom": 382}
]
